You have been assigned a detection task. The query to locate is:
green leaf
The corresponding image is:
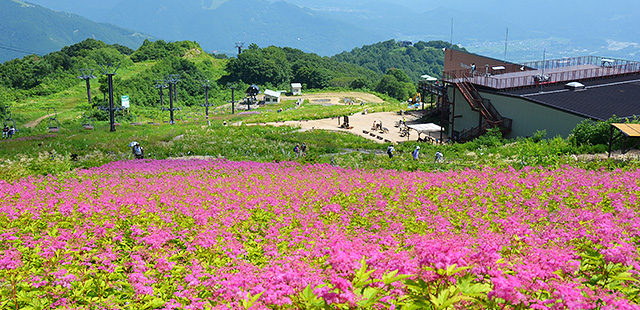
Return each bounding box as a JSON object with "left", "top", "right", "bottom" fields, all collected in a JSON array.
[
  {"left": 456, "top": 276, "right": 491, "bottom": 297},
  {"left": 242, "top": 290, "right": 265, "bottom": 309},
  {"left": 612, "top": 272, "right": 639, "bottom": 283}
]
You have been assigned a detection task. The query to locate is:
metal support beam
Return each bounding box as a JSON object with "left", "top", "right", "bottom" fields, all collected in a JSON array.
[{"left": 99, "top": 64, "right": 120, "bottom": 132}]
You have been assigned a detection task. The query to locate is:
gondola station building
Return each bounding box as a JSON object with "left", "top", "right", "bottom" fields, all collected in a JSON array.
[{"left": 420, "top": 49, "right": 640, "bottom": 141}]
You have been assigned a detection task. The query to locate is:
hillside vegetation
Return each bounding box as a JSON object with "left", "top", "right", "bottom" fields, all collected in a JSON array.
[
  {"left": 332, "top": 40, "right": 467, "bottom": 82},
  {"left": 0, "top": 38, "right": 638, "bottom": 182}
]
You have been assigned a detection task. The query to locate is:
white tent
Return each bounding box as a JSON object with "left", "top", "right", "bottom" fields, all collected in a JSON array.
[
  {"left": 420, "top": 74, "right": 438, "bottom": 82},
  {"left": 407, "top": 123, "right": 443, "bottom": 134}
]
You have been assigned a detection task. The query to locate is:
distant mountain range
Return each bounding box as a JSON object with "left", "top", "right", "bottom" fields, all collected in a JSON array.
[
  {"left": 5, "top": 0, "right": 640, "bottom": 63},
  {"left": 0, "top": 0, "right": 152, "bottom": 63}
]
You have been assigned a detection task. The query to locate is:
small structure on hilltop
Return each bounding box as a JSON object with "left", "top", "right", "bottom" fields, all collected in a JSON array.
[
  {"left": 264, "top": 89, "right": 281, "bottom": 104},
  {"left": 291, "top": 83, "right": 302, "bottom": 95}
]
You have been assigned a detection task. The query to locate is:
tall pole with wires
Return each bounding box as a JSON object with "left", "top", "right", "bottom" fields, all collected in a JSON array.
[
  {"left": 163, "top": 74, "right": 180, "bottom": 124},
  {"left": 154, "top": 80, "right": 167, "bottom": 107},
  {"left": 200, "top": 79, "right": 212, "bottom": 125},
  {"left": 235, "top": 42, "right": 244, "bottom": 55},
  {"left": 99, "top": 63, "right": 120, "bottom": 132},
  {"left": 228, "top": 83, "right": 237, "bottom": 115},
  {"left": 78, "top": 69, "right": 96, "bottom": 106}
]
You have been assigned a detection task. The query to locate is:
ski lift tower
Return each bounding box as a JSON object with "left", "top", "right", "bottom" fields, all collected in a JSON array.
[
  {"left": 235, "top": 42, "right": 244, "bottom": 55},
  {"left": 227, "top": 83, "right": 237, "bottom": 115},
  {"left": 246, "top": 85, "right": 260, "bottom": 110},
  {"left": 163, "top": 74, "right": 181, "bottom": 124},
  {"left": 200, "top": 79, "right": 213, "bottom": 124},
  {"left": 99, "top": 63, "right": 120, "bottom": 132},
  {"left": 77, "top": 69, "right": 97, "bottom": 106}
]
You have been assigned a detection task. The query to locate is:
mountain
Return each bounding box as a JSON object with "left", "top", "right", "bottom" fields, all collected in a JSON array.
[
  {"left": 97, "top": 0, "right": 383, "bottom": 56},
  {"left": 18, "top": 0, "right": 640, "bottom": 61},
  {"left": 0, "top": 0, "right": 152, "bottom": 62}
]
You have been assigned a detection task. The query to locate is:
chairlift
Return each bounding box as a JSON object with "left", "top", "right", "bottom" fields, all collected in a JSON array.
[
  {"left": 149, "top": 108, "right": 161, "bottom": 125},
  {"left": 46, "top": 107, "right": 60, "bottom": 132},
  {"left": 1, "top": 107, "right": 17, "bottom": 132},
  {"left": 81, "top": 113, "right": 94, "bottom": 130},
  {"left": 129, "top": 114, "right": 141, "bottom": 126},
  {"left": 2, "top": 118, "right": 16, "bottom": 130}
]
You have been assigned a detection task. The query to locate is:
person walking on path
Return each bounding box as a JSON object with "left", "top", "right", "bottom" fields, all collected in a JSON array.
[
  {"left": 412, "top": 146, "right": 420, "bottom": 160},
  {"left": 301, "top": 142, "right": 307, "bottom": 157},
  {"left": 294, "top": 144, "right": 300, "bottom": 157},
  {"left": 435, "top": 151, "right": 443, "bottom": 163}
]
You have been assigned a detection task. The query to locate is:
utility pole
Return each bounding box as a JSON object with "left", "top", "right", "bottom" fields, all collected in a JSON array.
[
  {"left": 99, "top": 63, "right": 120, "bottom": 132},
  {"left": 163, "top": 74, "right": 180, "bottom": 124},
  {"left": 227, "top": 83, "right": 237, "bottom": 114},
  {"left": 77, "top": 69, "right": 96, "bottom": 106},
  {"left": 200, "top": 79, "right": 212, "bottom": 125}
]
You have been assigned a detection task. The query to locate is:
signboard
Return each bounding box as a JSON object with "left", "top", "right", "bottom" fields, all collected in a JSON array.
[{"left": 121, "top": 95, "right": 130, "bottom": 108}]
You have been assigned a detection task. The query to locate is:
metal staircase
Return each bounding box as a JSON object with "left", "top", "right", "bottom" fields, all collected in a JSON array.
[{"left": 455, "top": 79, "right": 512, "bottom": 142}]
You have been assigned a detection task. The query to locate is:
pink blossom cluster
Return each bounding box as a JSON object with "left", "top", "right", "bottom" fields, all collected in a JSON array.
[{"left": 0, "top": 160, "right": 639, "bottom": 309}]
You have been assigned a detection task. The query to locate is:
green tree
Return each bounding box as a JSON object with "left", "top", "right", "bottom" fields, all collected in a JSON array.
[
  {"left": 295, "top": 67, "right": 331, "bottom": 89},
  {"left": 375, "top": 69, "right": 415, "bottom": 101}
]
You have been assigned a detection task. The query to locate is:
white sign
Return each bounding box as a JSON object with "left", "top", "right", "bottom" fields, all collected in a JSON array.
[{"left": 121, "top": 95, "right": 130, "bottom": 108}]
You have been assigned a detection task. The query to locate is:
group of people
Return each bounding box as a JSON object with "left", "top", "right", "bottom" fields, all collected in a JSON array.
[
  {"left": 2, "top": 125, "right": 16, "bottom": 139},
  {"left": 293, "top": 142, "right": 307, "bottom": 157},
  {"left": 387, "top": 144, "right": 444, "bottom": 162}
]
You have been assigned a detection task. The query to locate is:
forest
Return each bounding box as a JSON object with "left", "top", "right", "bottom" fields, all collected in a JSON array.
[
  {"left": 0, "top": 38, "right": 445, "bottom": 110},
  {"left": 332, "top": 40, "right": 468, "bottom": 82}
]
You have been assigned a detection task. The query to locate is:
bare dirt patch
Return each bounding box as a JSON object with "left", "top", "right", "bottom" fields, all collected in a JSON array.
[
  {"left": 249, "top": 110, "right": 443, "bottom": 144},
  {"left": 279, "top": 92, "right": 386, "bottom": 105}
]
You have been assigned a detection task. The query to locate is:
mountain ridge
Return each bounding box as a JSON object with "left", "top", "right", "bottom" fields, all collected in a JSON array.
[{"left": 0, "top": 0, "right": 152, "bottom": 62}]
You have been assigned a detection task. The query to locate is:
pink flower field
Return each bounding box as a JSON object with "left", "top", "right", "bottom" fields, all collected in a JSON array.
[{"left": 1, "top": 159, "right": 639, "bottom": 309}]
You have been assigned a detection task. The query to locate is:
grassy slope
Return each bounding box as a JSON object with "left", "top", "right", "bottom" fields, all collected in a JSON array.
[{"left": 1, "top": 52, "right": 638, "bottom": 181}]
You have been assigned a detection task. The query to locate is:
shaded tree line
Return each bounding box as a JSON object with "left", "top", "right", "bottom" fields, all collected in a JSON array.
[
  {"left": 222, "top": 44, "right": 381, "bottom": 91},
  {"left": 332, "top": 40, "right": 467, "bottom": 82}
]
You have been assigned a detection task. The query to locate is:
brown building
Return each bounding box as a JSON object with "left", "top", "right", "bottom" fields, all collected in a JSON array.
[{"left": 421, "top": 49, "right": 640, "bottom": 141}]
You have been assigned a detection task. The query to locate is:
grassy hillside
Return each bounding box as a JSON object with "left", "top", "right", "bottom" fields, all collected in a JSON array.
[{"left": 1, "top": 38, "right": 637, "bottom": 182}]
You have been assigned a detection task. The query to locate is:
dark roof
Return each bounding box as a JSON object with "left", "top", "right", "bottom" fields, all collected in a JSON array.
[{"left": 493, "top": 74, "right": 640, "bottom": 120}]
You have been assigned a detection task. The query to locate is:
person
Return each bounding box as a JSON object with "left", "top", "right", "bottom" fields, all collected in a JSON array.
[
  {"left": 2, "top": 125, "right": 7, "bottom": 139},
  {"left": 471, "top": 63, "right": 476, "bottom": 76},
  {"left": 301, "top": 142, "right": 307, "bottom": 156},
  {"left": 402, "top": 116, "right": 406, "bottom": 126},
  {"left": 435, "top": 151, "right": 443, "bottom": 163},
  {"left": 412, "top": 146, "right": 420, "bottom": 160},
  {"left": 294, "top": 144, "right": 300, "bottom": 157},
  {"left": 132, "top": 142, "right": 144, "bottom": 159},
  {"left": 386, "top": 145, "right": 395, "bottom": 159},
  {"left": 8, "top": 126, "right": 15, "bottom": 138}
]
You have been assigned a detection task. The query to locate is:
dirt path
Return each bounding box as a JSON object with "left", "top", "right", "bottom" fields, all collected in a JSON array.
[
  {"left": 23, "top": 114, "right": 53, "bottom": 129},
  {"left": 279, "top": 92, "right": 385, "bottom": 104}
]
